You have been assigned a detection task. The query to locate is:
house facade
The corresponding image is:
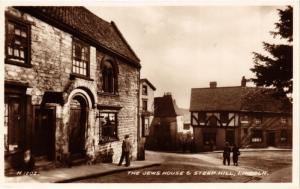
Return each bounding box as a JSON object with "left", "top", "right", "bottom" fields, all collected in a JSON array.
[
  {"left": 146, "top": 93, "right": 193, "bottom": 151},
  {"left": 139, "top": 79, "right": 156, "bottom": 138},
  {"left": 190, "top": 79, "right": 292, "bottom": 152},
  {"left": 4, "top": 6, "right": 141, "bottom": 171}
]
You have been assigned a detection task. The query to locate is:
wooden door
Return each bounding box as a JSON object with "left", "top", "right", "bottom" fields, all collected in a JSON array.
[
  {"left": 267, "top": 132, "right": 275, "bottom": 146},
  {"left": 69, "top": 97, "right": 87, "bottom": 155},
  {"left": 34, "top": 108, "right": 55, "bottom": 160},
  {"left": 226, "top": 129, "right": 235, "bottom": 146}
]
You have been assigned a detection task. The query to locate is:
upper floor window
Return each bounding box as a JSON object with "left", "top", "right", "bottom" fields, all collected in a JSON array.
[
  {"left": 255, "top": 117, "right": 262, "bottom": 125},
  {"left": 220, "top": 112, "right": 229, "bottom": 123},
  {"left": 5, "top": 15, "right": 31, "bottom": 66},
  {"left": 72, "top": 38, "right": 89, "bottom": 76},
  {"left": 142, "top": 99, "right": 148, "bottom": 111},
  {"left": 142, "top": 85, "right": 148, "bottom": 95},
  {"left": 281, "top": 117, "right": 287, "bottom": 124},
  {"left": 199, "top": 112, "right": 206, "bottom": 123},
  {"left": 102, "top": 60, "right": 117, "bottom": 93}
]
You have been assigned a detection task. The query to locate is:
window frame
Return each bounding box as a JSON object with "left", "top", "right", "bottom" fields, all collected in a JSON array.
[
  {"left": 142, "top": 85, "right": 148, "bottom": 95},
  {"left": 251, "top": 129, "right": 263, "bottom": 143},
  {"left": 142, "top": 99, "right": 148, "bottom": 111},
  {"left": 101, "top": 60, "right": 118, "bottom": 94},
  {"left": 71, "top": 37, "right": 90, "bottom": 78},
  {"left": 98, "top": 110, "right": 119, "bottom": 143},
  {"left": 5, "top": 14, "right": 31, "bottom": 67}
]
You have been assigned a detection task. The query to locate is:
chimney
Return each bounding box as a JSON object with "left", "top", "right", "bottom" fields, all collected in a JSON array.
[
  {"left": 209, "top": 81, "right": 217, "bottom": 88},
  {"left": 241, "top": 76, "right": 247, "bottom": 87}
]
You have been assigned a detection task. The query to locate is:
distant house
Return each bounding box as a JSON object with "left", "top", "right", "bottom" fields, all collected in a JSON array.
[
  {"left": 139, "top": 79, "right": 156, "bottom": 138},
  {"left": 190, "top": 78, "right": 292, "bottom": 152},
  {"left": 146, "top": 93, "right": 192, "bottom": 151}
]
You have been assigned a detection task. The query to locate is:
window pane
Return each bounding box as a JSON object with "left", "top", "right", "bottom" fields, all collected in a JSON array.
[
  {"left": 21, "top": 31, "right": 27, "bottom": 38},
  {"left": 20, "top": 50, "right": 24, "bottom": 58},
  {"left": 8, "top": 22, "right": 14, "bottom": 33},
  {"left": 14, "top": 49, "right": 19, "bottom": 57},
  {"left": 15, "top": 28, "right": 21, "bottom": 35},
  {"left": 8, "top": 47, "right": 13, "bottom": 55}
]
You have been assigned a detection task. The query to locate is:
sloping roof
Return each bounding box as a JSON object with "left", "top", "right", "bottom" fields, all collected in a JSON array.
[
  {"left": 190, "top": 86, "right": 291, "bottom": 113},
  {"left": 154, "top": 95, "right": 181, "bottom": 117},
  {"left": 16, "top": 6, "right": 140, "bottom": 67},
  {"left": 140, "top": 78, "right": 156, "bottom": 90}
]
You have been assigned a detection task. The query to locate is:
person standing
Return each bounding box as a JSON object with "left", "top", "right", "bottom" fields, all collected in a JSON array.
[
  {"left": 232, "top": 144, "right": 240, "bottom": 166},
  {"left": 118, "top": 135, "right": 132, "bottom": 167},
  {"left": 223, "top": 142, "right": 231, "bottom": 166}
]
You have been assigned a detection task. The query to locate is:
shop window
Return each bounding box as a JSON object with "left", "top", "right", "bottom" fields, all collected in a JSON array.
[
  {"left": 72, "top": 38, "right": 89, "bottom": 76},
  {"left": 99, "top": 112, "right": 118, "bottom": 142},
  {"left": 5, "top": 15, "right": 31, "bottom": 66},
  {"left": 251, "top": 129, "right": 263, "bottom": 143}
]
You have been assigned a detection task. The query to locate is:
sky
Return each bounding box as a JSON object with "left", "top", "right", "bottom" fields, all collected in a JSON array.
[{"left": 87, "top": 5, "right": 286, "bottom": 109}]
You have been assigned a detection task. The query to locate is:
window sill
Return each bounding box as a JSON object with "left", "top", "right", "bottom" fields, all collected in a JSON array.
[
  {"left": 97, "top": 91, "right": 119, "bottom": 97},
  {"left": 70, "top": 73, "right": 94, "bottom": 81},
  {"left": 98, "top": 137, "right": 119, "bottom": 144},
  {"left": 5, "top": 60, "right": 32, "bottom": 68}
]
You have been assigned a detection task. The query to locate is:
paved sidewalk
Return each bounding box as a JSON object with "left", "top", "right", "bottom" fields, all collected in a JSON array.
[{"left": 4, "top": 160, "right": 161, "bottom": 183}]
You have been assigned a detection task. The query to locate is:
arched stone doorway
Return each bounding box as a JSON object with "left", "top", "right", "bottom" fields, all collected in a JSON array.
[{"left": 69, "top": 94, "right": 88, "bottom": 156}]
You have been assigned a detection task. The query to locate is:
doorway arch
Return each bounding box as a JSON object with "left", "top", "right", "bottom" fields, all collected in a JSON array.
[{"left": 68, "top": 94, "right": 88, "bottom": 156}]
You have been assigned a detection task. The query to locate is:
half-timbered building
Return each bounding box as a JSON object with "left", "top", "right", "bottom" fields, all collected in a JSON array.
[{"left": 190, "top": 79, "right": 292, "bottom": 152}]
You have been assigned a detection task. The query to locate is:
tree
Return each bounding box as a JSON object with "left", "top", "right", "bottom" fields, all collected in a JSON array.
[{"left": 251, "top": 6, "right": 293, "bottom": 99}]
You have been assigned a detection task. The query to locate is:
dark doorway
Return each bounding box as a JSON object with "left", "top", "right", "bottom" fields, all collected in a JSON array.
[
  {"left": 33, "top": 107, "right": 55, "bottom": 160},
  {"left": 267, "top": 132, "right": 276, "bottom": 146},
  {"left": 226, "top": 129, "right": 235, "bottom": 145},
  {"left": 69, "top": 95, "right": 87, "bottom": 156}
]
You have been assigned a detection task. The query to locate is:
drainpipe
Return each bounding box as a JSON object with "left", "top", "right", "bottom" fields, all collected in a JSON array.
[{"left": 137, "top": 69, "right": 141, "bottom": 150}]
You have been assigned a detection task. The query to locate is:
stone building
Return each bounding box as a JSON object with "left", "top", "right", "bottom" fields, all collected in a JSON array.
[
  {"left": 4, "top": 6, "right": 141, "bottom": 171},
  {"left": 146, "top": 93, "right": 193, "bottom": 151},
  {"left": 190, "top": 78, "right": 292, "bottom": 152}
]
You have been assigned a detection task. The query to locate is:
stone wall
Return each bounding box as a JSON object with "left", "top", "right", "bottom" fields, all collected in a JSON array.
[{"left": 5, "top": 7, "right": 139, "bottom": 164}]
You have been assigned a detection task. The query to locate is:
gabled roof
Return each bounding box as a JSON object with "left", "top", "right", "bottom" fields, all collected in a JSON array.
[
  {"left": 190, "top": 86, "right": 291, "bottom": 113},
  {"left": 154, "top": 94, "right": 181, "bottom": 117},
  {"left": 15, "top": 6, "right": 140, "bottom": 68},
  {"left": 140, "top": 78, "right": 156, "bottom": 90}
]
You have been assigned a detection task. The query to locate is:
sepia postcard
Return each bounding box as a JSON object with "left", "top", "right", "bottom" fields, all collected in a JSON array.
[{"left": 0, "top": 0, "right": 299, "bottom": 189}]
